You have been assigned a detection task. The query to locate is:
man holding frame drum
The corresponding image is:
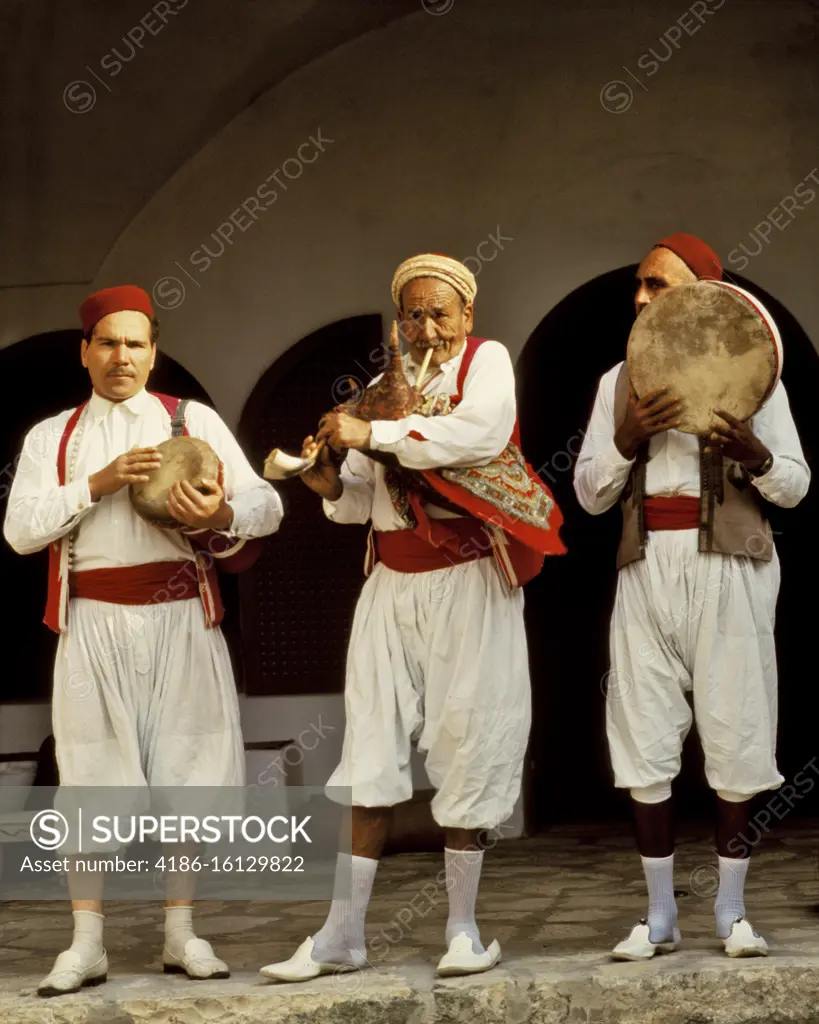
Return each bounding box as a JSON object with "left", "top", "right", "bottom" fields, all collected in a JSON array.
[{"left": 574, "top": 234, "right": 809, "bottom": 960}]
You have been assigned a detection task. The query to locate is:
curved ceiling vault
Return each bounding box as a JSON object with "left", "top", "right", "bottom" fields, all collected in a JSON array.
[{"left": 0, "top": 0, "right": 416, "bottom": 290}]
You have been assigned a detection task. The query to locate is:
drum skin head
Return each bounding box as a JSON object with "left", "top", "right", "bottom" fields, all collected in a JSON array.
[
  {"left": 129, "top": 436, "right": 221, "bottom": 527},
  {"left": 626, "top": 282, "right": 779, "bottom": 434}
]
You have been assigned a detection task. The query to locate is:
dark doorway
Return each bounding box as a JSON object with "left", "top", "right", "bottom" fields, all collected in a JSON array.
[
  {"left": 0, "top": 331, "right": 226, "bottom": 703},
  {"left": 237, "top": 315, "right": 382, "bottom": 697},
  {"left": 517, "top": 267, "right": 819, "bottom": 831}
]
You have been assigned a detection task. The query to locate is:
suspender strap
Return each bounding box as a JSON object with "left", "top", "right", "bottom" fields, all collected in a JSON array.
[
  {"left": 170, "top": 398, "right": 189, "bottom": 437},
  {"left": 150, "top": 392, "right": 189, "bottom": 437}
]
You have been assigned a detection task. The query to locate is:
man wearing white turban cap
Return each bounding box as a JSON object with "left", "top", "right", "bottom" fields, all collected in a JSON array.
[
  {"left": 391, "top": 252, "right": 478, "bottom": 309},
  {"left": 260, "top": 253, "right": 565, "bottom": 984}
]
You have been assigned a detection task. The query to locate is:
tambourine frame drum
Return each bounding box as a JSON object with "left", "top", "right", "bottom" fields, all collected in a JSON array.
[
  {"left": 626, "top": 281, "right": 783, "bottom": 435},
  {"left": 129, "top": 436, "right": 222, "bottom": 528}
]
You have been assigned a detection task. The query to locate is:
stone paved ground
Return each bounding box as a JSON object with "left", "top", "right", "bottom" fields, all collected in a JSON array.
[{"left": 2, "top": 823, "right": 819, "bottom": 1023}]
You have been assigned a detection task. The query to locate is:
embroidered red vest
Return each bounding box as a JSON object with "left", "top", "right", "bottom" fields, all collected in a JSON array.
[{"left": 374, "top": 338, "right": 566, "bottom": 587}]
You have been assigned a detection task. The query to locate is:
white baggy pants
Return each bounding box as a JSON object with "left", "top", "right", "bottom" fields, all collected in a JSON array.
[
  {"left": 53, "top": 597, "right": 245, "bottom": 789},
  {"left": 607, "top": 529, "right": 783, "bottom": 797},
  {"left": 327, "top": 559, "right": 531, "bottom": 830}
]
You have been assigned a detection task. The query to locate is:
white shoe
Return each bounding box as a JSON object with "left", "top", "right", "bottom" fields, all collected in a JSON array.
[
  {"left": 259, "top": 936, "right": 367, "bottom": 983},
  {"left": 436, "top": 932, "right": 502, "bottom": 977},
  {"left": 38, "top": 949, "right": 108, "bottom": 997},
  {"left": 723, "top": 917, "right": 768, "bottom": 957},
  {"left": 163, "top": 937, "right": 230, "bottom": 979},
  {"left": 611, "top": 920, "right": 681, "bottom": 961}
]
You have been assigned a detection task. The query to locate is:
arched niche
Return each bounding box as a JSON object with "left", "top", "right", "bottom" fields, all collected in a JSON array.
[
  {"left": 0, "top": 331, "right": 220, "bottom": 703},
  {"left": 517, "top": 268, "right": 819, "bottom": 829},
  {"left": 237, "top": 314, "right": 384, "bottom": 696}
]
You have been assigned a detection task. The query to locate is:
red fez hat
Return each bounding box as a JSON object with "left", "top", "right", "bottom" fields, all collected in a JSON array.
[
  {"left": 79, "top": 285, "right": 155, "bottom": 337},
  {"left": 654, "top": 233, "right": 722, "bottom": 281}
]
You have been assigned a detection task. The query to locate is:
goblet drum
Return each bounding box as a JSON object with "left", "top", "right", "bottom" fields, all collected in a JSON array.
[{"left": 129, "top": 436, "right": 222, "bottom": 527}]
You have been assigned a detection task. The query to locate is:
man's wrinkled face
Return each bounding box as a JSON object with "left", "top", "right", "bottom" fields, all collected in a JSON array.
[
  {"left": 81, "top": 310, "right": 156, "bottom": 402},
  {"left": 634, "top": 247, "right": 697, "bottom": 315},
  {"left": 398, "top": 277, "right": 473, "bottom": 369}
]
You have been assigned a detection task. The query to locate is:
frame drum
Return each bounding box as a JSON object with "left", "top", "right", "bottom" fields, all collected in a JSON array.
[
  {"left": 129, "top": 436, "right": 222, "bottom": 527},
  {"left": 626, "top": 281, "right": 783, "bottom": 434}
]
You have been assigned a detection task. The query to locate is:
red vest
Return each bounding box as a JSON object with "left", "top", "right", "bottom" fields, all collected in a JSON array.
[{"left": 372, "top": 338, "right": 566, "bottom": 587}]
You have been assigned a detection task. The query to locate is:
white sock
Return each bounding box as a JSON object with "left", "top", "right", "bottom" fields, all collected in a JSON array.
[
  {"left": 641, "top": 854, "right": 678, "bottom": 943},
  {"left": 445, "top": 847, "right": 485, "bottom": 955},
  {"left": 715, "top": 856, "right": 749, "bottom": 939},
  {"left": 164, "top": 906, "right": 197, "bottom": 955},
  {"left": 312, "top": 854, "right": 377, "bottom": 962},
  {"left": 68, "top": 910, "right": 104, "bottom": 963}
]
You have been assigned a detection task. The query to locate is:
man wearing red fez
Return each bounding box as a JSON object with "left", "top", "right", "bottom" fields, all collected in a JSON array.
[
  {"left": 574, "top": 236, "right": 809, "bottom": 960},
  {"left": 4, "top": 286, "right": 283, "bottom": 995}
]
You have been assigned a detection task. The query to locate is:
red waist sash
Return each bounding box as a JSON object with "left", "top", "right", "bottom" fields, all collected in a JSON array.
[
  {"left": 69, "top": 561, "right": 200, "bottom": 605},
  {"left": 375, "top": 518, "right": 492, "bottom": 573},
  {"left": 644, "top": 496, "right": 700, "bottom": 531}
]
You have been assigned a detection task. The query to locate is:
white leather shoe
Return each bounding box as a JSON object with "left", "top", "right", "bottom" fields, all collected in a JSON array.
[
  {"left": 611, "top": 920, "right": 681, "bottom": 961},
  {"left": 436, "top": 932, "right": 502, "bottom": 977},
  {"left": 37, "top": 949, "right": 108, "bottom": 997},
  {"left": 723, "top": 917, "right": 768, "bottom": 957},
  {"left": 259, "top": 936, "right": 366, "bottom": 982},
  {"left": 163, "top": 937, "right": 230, "bottom": 979}
]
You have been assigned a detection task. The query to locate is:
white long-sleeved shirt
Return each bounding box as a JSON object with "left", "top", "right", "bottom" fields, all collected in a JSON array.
[
  {"left": 323, "top": 339, "right": 517, "bottom": 530},
  {"left": 573, "top": 360, "right": 810, "bottom": 516},
  {"left": 4, "top": 388, "right": 283, "bottom": 568}
]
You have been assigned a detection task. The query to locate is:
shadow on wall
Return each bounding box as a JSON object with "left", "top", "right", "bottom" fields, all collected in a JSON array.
[
  {"left": 0, "top": 331, "right": 242, "bottom": 702},
  {"left": 517, "top": 266, "right": 819, "bottom": 830}
]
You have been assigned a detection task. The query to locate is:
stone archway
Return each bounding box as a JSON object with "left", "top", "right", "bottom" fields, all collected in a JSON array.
[{"left": 237, "top": 314, "right": 383, "bottom": 697}]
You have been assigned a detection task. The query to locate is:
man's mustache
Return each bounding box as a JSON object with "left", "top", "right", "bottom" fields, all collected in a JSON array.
[{"left": 107, "top": 369, "right": 136, "bottom": 376}]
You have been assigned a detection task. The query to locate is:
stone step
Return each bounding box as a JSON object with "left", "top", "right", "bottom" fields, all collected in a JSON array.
[{"left": 3, "top": 954, "right": 819, "bottom": 1024}]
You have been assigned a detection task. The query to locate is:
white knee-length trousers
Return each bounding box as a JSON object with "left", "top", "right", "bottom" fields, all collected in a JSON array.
[
  {"left": 607, "top": 529, "right": 783, "bottom": 797},
  {"left": 327, "top": 559, "right": 531, "bottom": 830}
]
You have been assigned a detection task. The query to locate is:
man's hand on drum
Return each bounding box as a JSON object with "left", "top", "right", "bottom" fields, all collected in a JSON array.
[
  {"left": 299, "top": 435, "right": 343, "bottom": 502},
  {"left": 167, "top": 479, "right": 235, "bottom": 531},
  {"left": 88, "top": 447, "right": 162, "bottom": 502},
  {"left": 614, "top": 388, "right": 684, "bottom": 460},
  {"left": 708, "top": 410, "right": 772, "bottom": 471}
]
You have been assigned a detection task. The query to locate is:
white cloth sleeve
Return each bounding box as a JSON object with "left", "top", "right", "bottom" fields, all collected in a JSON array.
[
  {"left": 573, "top": 369, "right": 636, "bottom": 515},
  {"left": 3, "top": 422, "right": 94, "bottom": 555},
  {"left": 185, "top": 403, "right": 284, "bottom": 538},
  {"left": 368, "top": 340, "right": 517, "bottom": 470},
  {"left": 323, "top": 449, "right": 376, "bottom": 524},
  {"left": 748, "top": 382, "right": 810, "bottom": 508}
]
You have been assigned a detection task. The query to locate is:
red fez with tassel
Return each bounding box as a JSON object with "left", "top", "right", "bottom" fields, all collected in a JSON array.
[{"left": 79, "top": 285, "right": 155, "bottom": 337}]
